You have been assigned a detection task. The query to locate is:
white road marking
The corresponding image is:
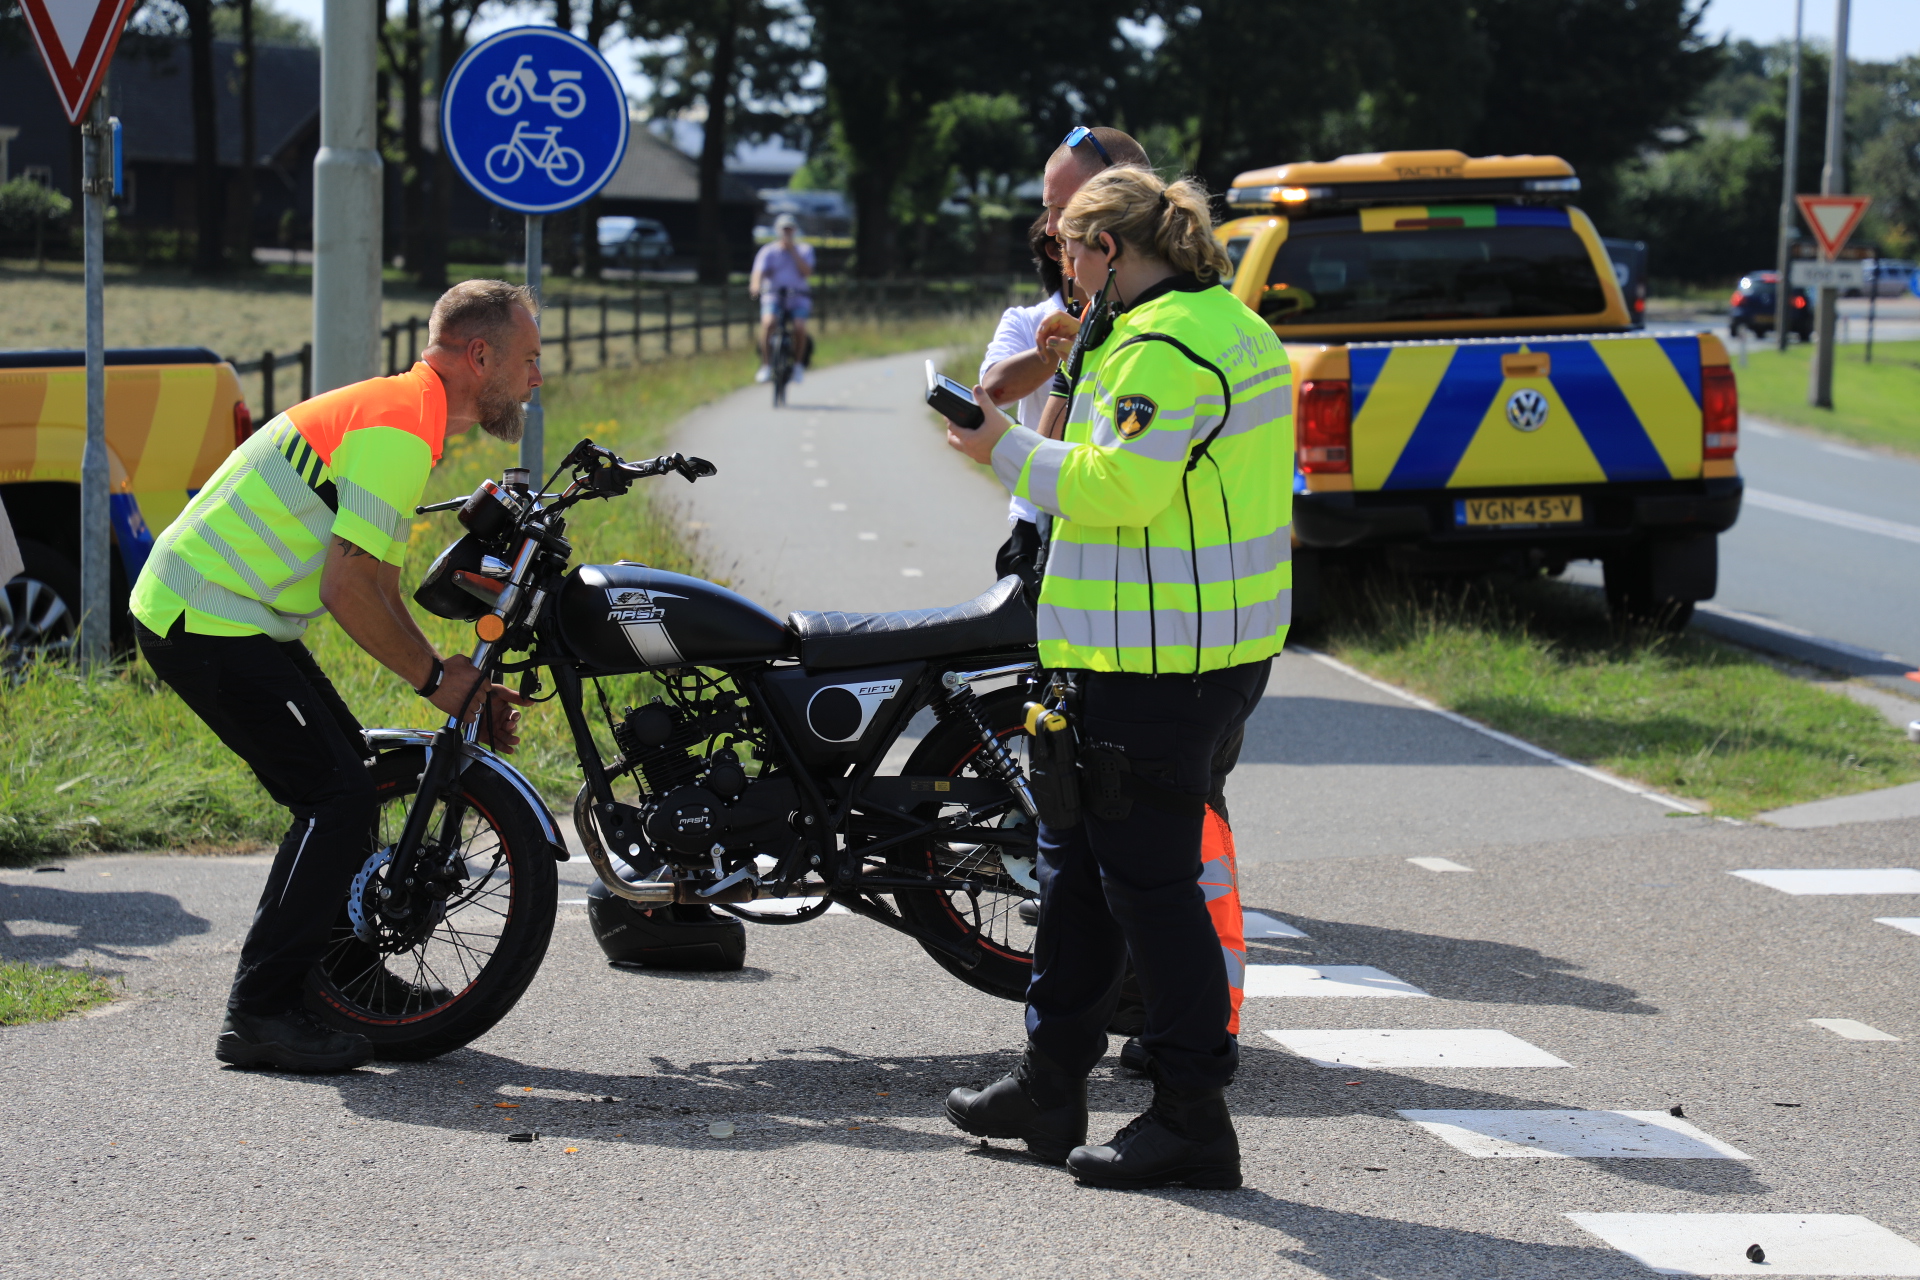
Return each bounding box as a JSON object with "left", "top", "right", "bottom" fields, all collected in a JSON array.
[
  {"left": 1744, "top": 488, "right": 1920, "bottom": 546},
  {"left": 858, "top": 532, "right": 878, "bottom": 540},
  {"left": 1242, "top": 910, "right": 1309, "bottom": 939},
  {"left": 1243, "top": 965, "right": 1429, "bottom": 998},
  {"left": 1403, "top": 1110, "right": 1749, "bottom": 1159},
  {"left": 1565, "top": 1213, "right": 1920, "bottom": 1276},
  {"left": 1877, "top": 917, "right": 1920, "bottom": 936},
  {"left": 1408, "top": 856, "right": 1473, "bottom": 872},
  {"left": 1731, "top": 868, "right": 1920, "bottom": 895},
  {"left": 1745, "top": 419, "right": 1786, "bottom": 437},
  {"left": 1821, "top": 442, "right": 1877, "bottom": 461},
  {"left": 1263, "top": 1028, "right": 1568, "bottom": 1069},
  {"left": 813, "top": 478, "right": 828, "bottom": 487},
  {"left": 1809, "top": 1018, "right": 1900, "bottom": 1041},
  {"left": 829, "top": 502, "right": 847, "bottom": 511},
  {"left": 901, "top": 568, "right": 924, "bottom": 577},
  {"left": 1296, "top": 646, "right": 1702, "bottom": 812},
  {"left": 803, "top": 459, "right": 818, "bottom": 467}
]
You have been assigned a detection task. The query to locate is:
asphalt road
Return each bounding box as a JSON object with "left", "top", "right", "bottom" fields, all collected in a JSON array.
[{"left": 5, "top": 350, "right": 1920, "bottom": 1279}]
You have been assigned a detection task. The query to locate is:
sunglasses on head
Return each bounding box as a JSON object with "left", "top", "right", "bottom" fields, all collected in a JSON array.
[{"left": 1063, "top": 125, "right": 1112, "bottom": 167}]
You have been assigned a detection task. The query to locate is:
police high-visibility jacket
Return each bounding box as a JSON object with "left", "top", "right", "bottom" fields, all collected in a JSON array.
[
  {"left": 990, "top": 276, "right": 1294, "bottom": 673},
  {"left": 131, "top": 363, "right": 448, "bottom": 641}
]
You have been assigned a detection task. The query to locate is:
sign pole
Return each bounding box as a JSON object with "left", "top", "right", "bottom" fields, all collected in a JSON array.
[
  {"left": 312, "top": 0, "right": 383, "bottom": 395},
  {"left": 78, "top": 88, "right": 110, "bottom": 668},
  {"left": 1808, "top": 0, "right": 1850, "bottom": 409},
  {"left": 522, "top": 213, "right": 544, "bottom": 479},
  {"left": 1773, "top": 0, "right": 1803, "bottom": 352}
]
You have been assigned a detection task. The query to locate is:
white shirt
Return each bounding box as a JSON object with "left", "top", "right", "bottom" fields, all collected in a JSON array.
[{"left": 980, "top": 291, "right": 1065, "bottom": 527}]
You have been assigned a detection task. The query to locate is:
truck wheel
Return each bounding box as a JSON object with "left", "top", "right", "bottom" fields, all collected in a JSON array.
[
  {"left": 1, "top": 539, "right": 80, "bottom": 661},
  {"left": 1603, "top": 535, "right": 1714, "bottom": 632}
]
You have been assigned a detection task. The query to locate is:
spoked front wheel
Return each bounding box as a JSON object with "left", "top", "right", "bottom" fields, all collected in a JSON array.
[
  {"left": 888, "top": 684, "right": 1039, "bottom": 1002},
  {"left": 304, "top": 747, "right": 558, "bottom": 1060}
]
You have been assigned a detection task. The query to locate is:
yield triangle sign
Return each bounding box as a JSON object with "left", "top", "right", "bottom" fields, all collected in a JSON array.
[
  {"left": 1795, "top": 194, "right": 1874, "bottom": 260},
  {"left": 18, "top": 0, "right": 141, "bottom": 125}
]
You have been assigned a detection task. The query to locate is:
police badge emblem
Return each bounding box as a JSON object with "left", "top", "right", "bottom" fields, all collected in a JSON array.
[{"left": 1115, "top": 394, "right": 1158, "bottom": 439}]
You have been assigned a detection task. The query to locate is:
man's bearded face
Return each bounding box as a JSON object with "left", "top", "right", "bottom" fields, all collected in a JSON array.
[{"left": 476, "top": 354, "right": 525, "bottom": 443}]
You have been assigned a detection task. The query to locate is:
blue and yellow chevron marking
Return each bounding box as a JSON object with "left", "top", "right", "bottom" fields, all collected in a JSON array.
[
  {"left": 1348, "top": 335, "right": 1706, "bottom": 491},
  {"left": 1353, "top": 205, "right": 1571, "bottom": 233}
]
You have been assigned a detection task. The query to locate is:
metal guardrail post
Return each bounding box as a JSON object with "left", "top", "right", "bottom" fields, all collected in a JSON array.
[
  {"left": 561, "top": 297, "right": 573, "bottom": 374},
  {"left": 721, "top": 283, "right": 729, "bottom": 349},
  {"left": 262, "top": 349, "right": 276, "bottom": 420},
  {"left": 299, "top": 342, "right": 312, "bottom": 402},
  {"left": 385, "top": 323, "right": 397, "bottom": 376},
  {"left": 694, "top": 286, "right": 704, "bottom": 353},
  {"left": 631, "top": 290, "right": 641, "bottom": 362},
  {"left": 406, "top": 316, "right": 419, "bottom": 366},
  {"left": 663, "top": 288, "right": 673, "bottom": 355},
  {"left": 598, "top": 295, "right": 608, "bottom": 368}
]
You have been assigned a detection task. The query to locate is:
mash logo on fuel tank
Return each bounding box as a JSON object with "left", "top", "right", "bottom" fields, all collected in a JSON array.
[{"left": 605, "top": 587, "right": 683, "bottom": 664}]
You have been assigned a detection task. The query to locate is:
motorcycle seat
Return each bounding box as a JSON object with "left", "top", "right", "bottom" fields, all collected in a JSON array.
[{"left": 786, "top": 575, "right": 1036, "bottom": 670}]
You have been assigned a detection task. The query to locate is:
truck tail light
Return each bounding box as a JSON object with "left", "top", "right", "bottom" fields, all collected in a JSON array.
[
  {"left": 1298, "top": 379, "right": 1351, "bottom": 473},
  {"left": 1728, "top": 290, "right": 1742, "bottom": 308},
  {"left": 1702, "top": 364, "right": 1738, "bottom": 459},
  {"left": 233, "top": 400, "right": 255, "bottom": 448}
]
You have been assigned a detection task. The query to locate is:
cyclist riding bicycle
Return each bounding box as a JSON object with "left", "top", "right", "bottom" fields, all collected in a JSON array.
[{"left": 751, "top": 214, "right": 813, "bottom": 385}]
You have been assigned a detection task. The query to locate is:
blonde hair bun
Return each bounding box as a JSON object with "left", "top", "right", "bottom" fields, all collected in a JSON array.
[{"left": 1058, "top": 169, "right": 1231, "bottom": 283}]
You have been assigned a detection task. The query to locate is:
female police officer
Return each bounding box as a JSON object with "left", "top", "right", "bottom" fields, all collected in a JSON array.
[{"left": 938, "top": 165, "right": 1292, "bottom": 1189}]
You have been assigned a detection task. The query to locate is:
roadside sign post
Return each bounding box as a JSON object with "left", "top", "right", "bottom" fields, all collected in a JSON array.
[
  {"left": 18, "top": 0, "right": 140, "bottom": 667},
  {"left": 1796, "top": 193, "right": 1872, "bottom": 409},
  {"left": 1808, "top": 0, "right": 1852, "bottom": 410},
  {"left": 441, "top": 26, "right": 629, "bottom": 480},
  {"left": 1772, "top": 0, "right": 1804, "bottom": 352},
  {"left": 313, "top": 0, "right": 383, "bottom": 396}
]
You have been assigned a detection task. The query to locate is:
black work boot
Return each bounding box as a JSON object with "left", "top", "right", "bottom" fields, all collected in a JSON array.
[
  {"left": 1067, "top": 1077, "right": 1242, "bottom": 1189},
  {"left": 1118, "top": 1036, "right": 1151, "bottom": 1075},
  {"left": 945, "top": 1047, "right": 1088, "bottom": 1164},
  {"left": 216, "top": 1009, "right": 374, "bottom": 1073}
]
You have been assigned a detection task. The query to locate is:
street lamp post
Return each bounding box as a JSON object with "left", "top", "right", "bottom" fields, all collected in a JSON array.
[{"left": 312, "top": 0, "right": 383, "bottom": 395}]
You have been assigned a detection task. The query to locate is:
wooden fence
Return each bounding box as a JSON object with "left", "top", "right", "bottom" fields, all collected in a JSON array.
[{"left": 226, "top": 275, "right": 1025, "bottom": 424}]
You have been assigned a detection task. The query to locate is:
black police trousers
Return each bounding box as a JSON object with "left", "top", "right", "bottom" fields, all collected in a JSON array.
[
  {"left": 136, "top": 619, "right": 376, "bottom": 1016},
  {"left": 1024, "top": 658, "right": 1271, "bottom": 1092}
]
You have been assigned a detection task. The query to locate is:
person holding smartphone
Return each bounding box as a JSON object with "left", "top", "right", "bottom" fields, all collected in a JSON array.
[{"left": 937, "top": 165, "right": 1293, "bottom": 1190}]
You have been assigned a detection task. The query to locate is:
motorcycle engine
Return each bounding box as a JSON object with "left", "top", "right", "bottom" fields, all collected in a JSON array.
[{"left": 614, "top": 698, "right": 799, "bottom": 864}]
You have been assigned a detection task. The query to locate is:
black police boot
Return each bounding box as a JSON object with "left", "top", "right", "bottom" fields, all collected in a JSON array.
[
  {"left": 1118, "top": 1036, "right": 1151, "bottom": 1075},
  {"left": 1067, "top": 1078, "right": 1241, "bottom": 1190},
  {"left": 216, "top": 1009, "right": 374, "bottom": 1073},
  {"left": 945, "top": 1046, "right": 1088, "bottom": 1164}
]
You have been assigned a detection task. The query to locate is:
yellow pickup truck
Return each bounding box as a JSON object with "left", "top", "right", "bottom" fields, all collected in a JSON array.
[
  {"left": 1219, "top": 150, "right": 1740, "bottom": 626},
  {"left": 0, "top": 348, "right": 249, "bottom": 653}
]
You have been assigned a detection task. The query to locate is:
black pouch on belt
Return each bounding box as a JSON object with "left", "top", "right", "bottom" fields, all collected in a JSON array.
[
  {"left": 1023, "top": 676, "right": 1081, "bottom": 828},
  {"left": 1078, "top": 748, "right": 1207, "bottom": 823}
]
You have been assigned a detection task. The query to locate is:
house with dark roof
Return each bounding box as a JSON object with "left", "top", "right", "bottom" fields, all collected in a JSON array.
[{"left": 0, "top": 39, "right": 320, "bottom": 245}]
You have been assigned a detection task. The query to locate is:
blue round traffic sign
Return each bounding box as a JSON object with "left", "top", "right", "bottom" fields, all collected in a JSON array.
[{"left": 442, "top": 26, "right": 628, "bottom": 215}]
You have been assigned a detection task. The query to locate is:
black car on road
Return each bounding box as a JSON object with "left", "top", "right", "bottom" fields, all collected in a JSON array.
[{"left": 1729, "top": 270, "right": 1812, "bottom": 341}]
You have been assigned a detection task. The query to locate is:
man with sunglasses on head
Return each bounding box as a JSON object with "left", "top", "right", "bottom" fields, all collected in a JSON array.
[{"left": 978, "top": 128, "right": 1150, "bottom": 594}]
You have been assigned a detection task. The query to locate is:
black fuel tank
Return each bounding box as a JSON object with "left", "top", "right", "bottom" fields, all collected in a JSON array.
[{"left": 558, "top": 563, "right": 794, "bottom": 674}]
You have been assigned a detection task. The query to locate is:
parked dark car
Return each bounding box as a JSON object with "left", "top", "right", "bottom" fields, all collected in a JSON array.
[
  {"left": 1601, "top": 237, "right": 1648, "bottom": 329},
  {"left": 1729, "top": 271, "right": 1812, "bottom": 341},
  {"left": 596, "top": 216, "right": 673, "bottom": 266}
]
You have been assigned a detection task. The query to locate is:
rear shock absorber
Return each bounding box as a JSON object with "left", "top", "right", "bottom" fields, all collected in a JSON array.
[{"left": 940, "top": 668, "right": 1039, "bottom": 820}]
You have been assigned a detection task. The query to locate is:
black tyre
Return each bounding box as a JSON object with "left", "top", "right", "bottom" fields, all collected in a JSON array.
[
  {"left": 2, "top": 538, "right": 79, "bottom": 661},
  {"left": 770, "top": 328, "right": 794, "bottom": 407},
  {"left": 305, "top": 747, "right": 558, "bottom": 1060},
  {"left": 1602, "top": 544, "right": 1697, "bottom": 632},
  {"left": 888, "top": 685, "right": 1038, "bottom": 1002}
]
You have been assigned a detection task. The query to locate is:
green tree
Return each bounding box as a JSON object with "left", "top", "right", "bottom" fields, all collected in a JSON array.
[{"left": 635, "top": 0, "right": 812, "bottom": 283}]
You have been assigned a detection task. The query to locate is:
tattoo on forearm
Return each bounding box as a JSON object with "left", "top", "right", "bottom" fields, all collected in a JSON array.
[{"left": 334, "top": 536, "right": 373, "bottom": 559}]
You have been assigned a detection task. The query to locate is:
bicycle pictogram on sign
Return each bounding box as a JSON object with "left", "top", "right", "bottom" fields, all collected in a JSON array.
[{"left": 442, "top": 26, "right": 628, "bottom": 216}]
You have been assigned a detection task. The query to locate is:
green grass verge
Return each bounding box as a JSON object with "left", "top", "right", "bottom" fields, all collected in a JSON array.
[
  {"left": 1315, "top": 576, "right": 1920, "bottom": 820},
  {"left": 0, "top": 313, "right": 996, "bottom": 861},
  {"left": 0, "top": 960, "right": 117, "bottom": 1025},
  {"left": 1732, "top": 339, "right": 1920, "bottom": 456}
]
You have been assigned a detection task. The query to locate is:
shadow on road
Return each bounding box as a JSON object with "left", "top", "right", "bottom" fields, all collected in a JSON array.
[
  {"left": 0, "top": 883, "right": 212, "bottom": 964},
  {"left": 1137, "top": 1190, "right": 1646, "bottom": 1279},
  {"left": 1240, "top": 913, "right": 1656, "bottom": 1015}
]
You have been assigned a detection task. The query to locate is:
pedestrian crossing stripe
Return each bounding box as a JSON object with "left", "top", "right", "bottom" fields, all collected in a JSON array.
[
  {"left": 1732, "top": 868, "right": 1920, "bottom": 895},
  {"left": 1263, "top": 1028, "right": 1567, "bottom": 1068},
  {"left": 1567, "top": 1213, "right": 1920, "bottom": 1276},
  {"left": 1243, "top": 965, "right": 1428, "bottom": 998},
  {"left": 1401, "top": 1110, "right": 1750, "bottom": 1160}
]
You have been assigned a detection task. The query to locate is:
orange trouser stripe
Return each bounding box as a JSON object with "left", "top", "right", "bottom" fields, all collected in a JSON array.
[{"left": 1200, "top": 805, "right": 1245, "bottom": 1037}]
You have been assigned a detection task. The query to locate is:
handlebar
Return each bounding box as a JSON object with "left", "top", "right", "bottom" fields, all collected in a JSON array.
[{"left": 413, "top": 444, "right": 716, "bottom": 517}]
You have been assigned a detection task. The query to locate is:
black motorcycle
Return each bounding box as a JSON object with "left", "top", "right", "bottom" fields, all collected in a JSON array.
[{"left": 308, "top": 439, "right": 1042, "bottom": 1059}]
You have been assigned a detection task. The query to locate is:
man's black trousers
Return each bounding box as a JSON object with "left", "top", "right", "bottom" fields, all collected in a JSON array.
[
  {"left": 137, "top": 620, "right": 376, "bottom": 1016},
  {"left": 1025, "top": 658, "right": 1271, "bottom": 1092}
]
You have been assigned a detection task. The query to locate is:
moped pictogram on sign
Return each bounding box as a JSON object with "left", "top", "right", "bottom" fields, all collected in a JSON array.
[{"left": 442, "top": 26, "right": 628, "bottom": 215}]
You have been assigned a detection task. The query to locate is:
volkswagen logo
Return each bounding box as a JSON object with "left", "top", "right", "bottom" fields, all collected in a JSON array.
[{"left": 1505, "top": 388, "right": 1549, "bottom": 432}]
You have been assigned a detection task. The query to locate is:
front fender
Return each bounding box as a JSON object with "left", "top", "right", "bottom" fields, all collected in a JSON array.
[{"left": 364, "top": 728, "right": 570, "bottom": 861}]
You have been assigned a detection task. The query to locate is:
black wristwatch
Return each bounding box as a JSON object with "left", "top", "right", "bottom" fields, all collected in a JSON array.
[{"left": 415, "top": 657, "right": 445, "bottom": 699}]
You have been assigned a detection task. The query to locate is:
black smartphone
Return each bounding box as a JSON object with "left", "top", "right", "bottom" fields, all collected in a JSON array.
[{"left": 924, "top": 359, "right": 985, "bottom": 430}]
